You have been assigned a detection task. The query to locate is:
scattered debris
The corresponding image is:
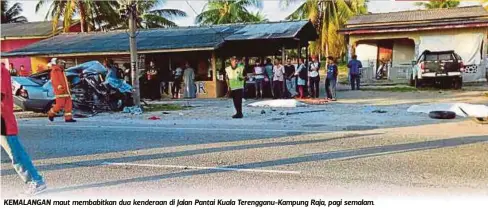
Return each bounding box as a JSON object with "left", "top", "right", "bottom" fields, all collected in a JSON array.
[
  {"left": 372, "top": 110, "right": 388, "bottom": 114},
  {"left": 279, "top": 112, "right": 285, "bottom": 115},
  {"left": 269, "top": 117, "right": 284, "bottom": 121},
  {"left": 261, "top": 110, "right": 266, "bottom": 114},
  {"left": 285, "top": 109, "right": 326, "bottom": 116},
  {"left": 148, "top": 116, "right": 161, "bottom": 120},
  {"left": 162, "top": 112, "right": 170, "bottom": 114},
  {"left": 123, "top": 106, "right": 143, "bottom": 115}
]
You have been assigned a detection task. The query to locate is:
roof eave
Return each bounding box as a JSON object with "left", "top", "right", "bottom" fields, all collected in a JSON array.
[
  {"left": 1, "top": 47, "right": 217, "bottom": 58},
  {"left": 339, "top": 22, "right": 488, "bottom": 35}
]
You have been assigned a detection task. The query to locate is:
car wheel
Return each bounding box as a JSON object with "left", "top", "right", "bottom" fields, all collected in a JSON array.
[
  {"left": 42, "top": 100, "right": 55, "bottom": 113},
  {"left": 414, "top": 76, "right": 421, "bottom": 88},
  {"left": 409, "top": 75, "right": 415, "bottom": 86},
  {"left": 453, "top": 77, "right": 462, "bottom": 90},
  {"left": 428, "top": 111, "right": 456, "bottom": 119}
]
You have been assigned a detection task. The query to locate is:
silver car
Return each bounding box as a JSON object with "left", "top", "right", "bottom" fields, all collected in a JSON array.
[{"left": 12, "top": 70, "right": 56, "bottom": 113}]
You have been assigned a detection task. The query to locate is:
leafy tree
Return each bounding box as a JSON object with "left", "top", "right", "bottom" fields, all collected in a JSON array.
[
  {"left": 414, "top": 0, "right": 460, "bottom": 9},
  {"left": 196, "top": 0, "right": 263, "bottom": 25},
  {"left": 282, "top": 0, "right": 368, "bottom": 58},
  {"left": 1, "top": 1, "right": 28, "bottom": 24}
]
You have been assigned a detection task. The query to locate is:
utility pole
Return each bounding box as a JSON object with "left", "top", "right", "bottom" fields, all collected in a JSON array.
[{"left": 122, "top": 1, "right": 141, "bottom": 107}]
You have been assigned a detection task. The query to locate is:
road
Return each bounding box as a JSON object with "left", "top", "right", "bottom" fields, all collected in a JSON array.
[{"left": 1, "top": 116, "right": 488, "bottom": 200}]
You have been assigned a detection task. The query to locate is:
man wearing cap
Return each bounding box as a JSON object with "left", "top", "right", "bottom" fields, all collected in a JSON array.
[
  {"left": 225, "top": 56, "right": 245, "bottom": 118},
  {"left": 48, "top": 58, "right": 76, "bottom": 122},
  {"left": 1, "top": 63, "right": 47, "bottom": 195}
]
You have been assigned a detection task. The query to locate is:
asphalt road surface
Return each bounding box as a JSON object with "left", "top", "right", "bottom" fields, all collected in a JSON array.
[{"left": 1, "top": 117, "right": 488, "bottom": 200}]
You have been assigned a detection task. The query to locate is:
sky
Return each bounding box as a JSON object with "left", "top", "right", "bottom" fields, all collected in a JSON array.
[{"left": 11, "top": 0, "right": 482, "bottom": 26}]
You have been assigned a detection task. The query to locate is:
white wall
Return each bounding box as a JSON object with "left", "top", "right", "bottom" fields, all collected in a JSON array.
[{"left": 392, "top": 40, "right": 415, "bottom": 67}]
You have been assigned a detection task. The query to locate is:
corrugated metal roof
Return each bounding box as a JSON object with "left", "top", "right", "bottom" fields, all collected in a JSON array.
[
  {"left": 225, "top": 21, "right": 307, "bottom": 40},
  {"left": 3, "top": 20, "right": 313, "bottom": 57},
  {"left": 1, "top": 21, "right": 66, "bottom": 38},
  {"left": 347, "top": 6, "right": 488, "bottom": 26}
]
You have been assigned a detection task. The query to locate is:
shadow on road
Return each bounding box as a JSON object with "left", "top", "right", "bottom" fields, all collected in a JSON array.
[
  {"left": 1, "top": 133, "right": 381, "bottom": 177},
  {"left": 40, "top": 135, "right": 488, "bottom": 195}
]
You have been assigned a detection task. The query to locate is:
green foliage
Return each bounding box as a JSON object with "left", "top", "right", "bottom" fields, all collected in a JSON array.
[
  {"left": 414, "top": 0, "right": 460, "bottom": 9},
  {"left": 1, "top": 0, "right": 28, "bottom": 23},
  {"left": 196, "top": 0, "right": 264, "bottom": 25},
  {"left": 282, "top": 0, "right": 368, "bottom": 58}
]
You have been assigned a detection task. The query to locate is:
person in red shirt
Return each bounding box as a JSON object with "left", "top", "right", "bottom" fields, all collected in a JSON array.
[
  {"left": 19, "top": 65, "right": 31, "bottom": 77},
  {"left": 1, "top": 63, "right": 47, "bottom": 195},
  {"left": 47, "top": 58, "right": 76, "bottom": 122}
]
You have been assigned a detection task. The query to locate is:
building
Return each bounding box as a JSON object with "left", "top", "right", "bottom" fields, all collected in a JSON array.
[
  {"left": 1, "top": 20, "right": 81, "bottom": 75},
  {"left": 2, "top": 20, "right": 317, "bottom": 98},
  {"left": 339, "top": 6, "right": 488, "bottom": 83}
]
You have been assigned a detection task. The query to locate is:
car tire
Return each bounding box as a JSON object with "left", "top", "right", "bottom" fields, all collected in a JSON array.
[
  {"left": 453, "top": 77, "right": 462, "bottom": 90},
  {"left": 414, "top": 76, "right": 421, "bottom": 88},
  {"left": 428, "top": 111, "right": 456, "bottom": 119}
]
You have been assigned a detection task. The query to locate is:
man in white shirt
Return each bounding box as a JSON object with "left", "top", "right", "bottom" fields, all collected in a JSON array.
[
  {"left": 272, "top": 60, "right": 285, "bottom": 99},
  {"left": 308, "top": 57, "right": 320, "bottom": 98}
]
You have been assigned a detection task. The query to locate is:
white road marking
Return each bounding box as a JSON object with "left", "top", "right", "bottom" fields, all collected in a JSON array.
[
  {"left": 102, "top": 162, "right": 301, "bottom": 175},
  {"left": 20, "top": 124, "right": 333, "bottom": 133}
]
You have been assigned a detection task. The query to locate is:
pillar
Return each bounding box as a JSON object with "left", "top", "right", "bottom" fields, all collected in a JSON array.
[
  {"left": 212, "top": 52, "right": 218, "bottom": 97},
  {"left": 482, "top": 33, "right": 488, "bottom": 81},
  {"left": 282, "top": 45, "right": 286, "bottom": 65}
]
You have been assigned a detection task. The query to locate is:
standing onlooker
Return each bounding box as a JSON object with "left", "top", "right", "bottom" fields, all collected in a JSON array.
[
  {"left": 253, "top": 59, "right": 265, "bottom": 99},
  {"left": 264, "top": 58, "right": 274, "bottom": 97},
  {"left": 325, "top": 56, "right": 338, "bottom": 101},
  {"left": 295, "top": 58, "right": 307, "bottom": 99},
  {"left": 146, "top": 61, "right": 160, "bottom": 100},
  {"left": 19, "top": 65, "right": 31, "bottom": 77},
  {"left": 183, "top": 62, "right": 196, "bottom": 98},
  {"left": 308, "top": 56, "right": 320, "bottom": 98},
  {"left": 272, "top": 59, "right": 285, "bottom": 99},
  {"left": 1, "top": 63, "right": 47, "bottom": 195},
  {"left": 347, "top": 55, "right": 363, "bottom": 90},
  {"left": 8, "top": 63, "right": 17, "bottom": 76},
  {"left": 172, "top": 63, "right": 184, "bottom": 99},
  {"left": 284, "top": 58, "right": 297, "bottom": 98},
  {"left": 225, "top": 57, "right": 245, "bottom": 119}
]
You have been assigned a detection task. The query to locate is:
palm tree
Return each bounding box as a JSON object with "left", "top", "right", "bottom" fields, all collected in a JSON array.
[
  {"left": 119, "top": 0, "right": 188, "bottom": 29},
  {"left": 250, "top": 11, "right": 268, "bottom": 22},
  {"left": 282, "top": 0, "right": 367, "bottom": 58},
  {"left": 1, "top": 0, "right": 28, "bottom": 23},
  {"left": 195, "top": 0, "right": 263, "bottom": 25},
  {"left": 36, "top": 0, "right": 120, "bottom": 32},
  {"left": 414, "top": 0, "right": 460, "bottom": 9}
]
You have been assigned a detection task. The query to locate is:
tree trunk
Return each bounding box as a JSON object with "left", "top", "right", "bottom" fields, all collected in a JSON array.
[{"left": 78, "top": 2, "right": 86, "bottom": 32}]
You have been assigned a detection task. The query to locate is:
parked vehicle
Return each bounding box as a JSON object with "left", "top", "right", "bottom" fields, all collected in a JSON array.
[
  {"left": 410, "top": 50, "right": 464, "bottom": 89},
  {"left": 12, "top": 61, "right": 133, "bottom": 113},
  {"left": 12, "top": 71, "right": 55, "bottom": 112}
]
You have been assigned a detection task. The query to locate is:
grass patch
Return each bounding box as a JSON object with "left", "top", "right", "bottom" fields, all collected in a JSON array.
[
  {"left": 360, "top": 86, "right": 418, "bottom": 92},
  {"left": 143, "top": 104, "right": 190, "bottom": 112}
]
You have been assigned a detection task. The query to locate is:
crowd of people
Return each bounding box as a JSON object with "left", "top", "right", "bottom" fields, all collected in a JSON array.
[
  {"left": 225, "top": 55, "right": 363, "bottom": 119},
  {"left": 101, "top": 59, "right": 198, "bottom": 101},
  {"left": 234, "top": 55, "right": 346, "bottom": 101}
]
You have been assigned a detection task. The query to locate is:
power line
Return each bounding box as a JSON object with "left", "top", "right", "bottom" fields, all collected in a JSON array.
[{"left": 185, "top": 0, "right": 227, "bottom": 43}]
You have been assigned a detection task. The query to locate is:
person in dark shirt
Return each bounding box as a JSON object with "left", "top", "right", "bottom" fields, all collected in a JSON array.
[
  {"left": 347, "top": 55, "right": 363, "bottom": 90},
  {"left": 284, "top": 58, "right": 297, "bottom": 98},
  {"left": 325, "top": 56, "right": 338, "bottom": 101}
]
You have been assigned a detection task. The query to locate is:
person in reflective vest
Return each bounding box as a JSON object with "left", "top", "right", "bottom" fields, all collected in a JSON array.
[{"left": 47, "top": 58, "right": 76, "bottom": 122}]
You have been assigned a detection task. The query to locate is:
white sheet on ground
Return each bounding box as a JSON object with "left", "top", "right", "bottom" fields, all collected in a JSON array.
[
  {"left": 407, "top": 103, "right": 488, "bottom": 118},
  {"left": 247, "top": 99, "right": 307, "bottom": 108}
]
